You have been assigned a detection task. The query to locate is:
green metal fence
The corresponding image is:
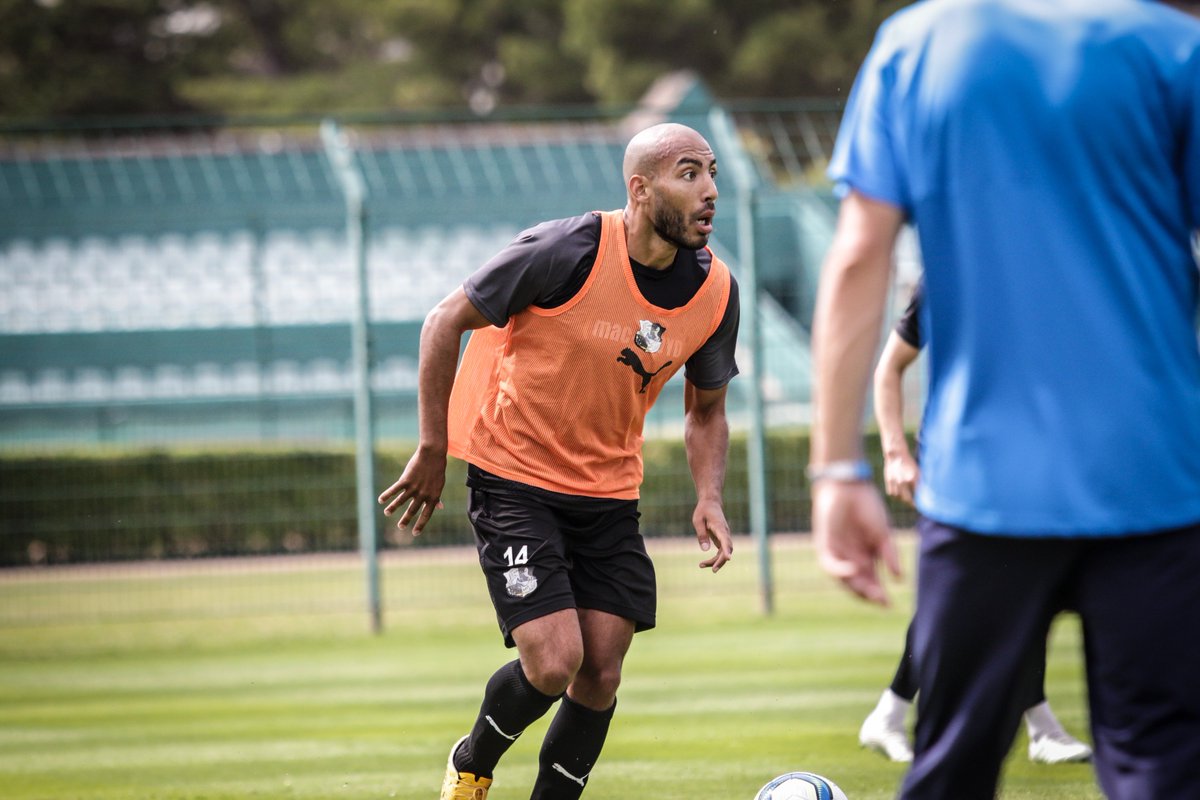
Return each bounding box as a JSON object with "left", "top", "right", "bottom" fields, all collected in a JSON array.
[{"left": 0, "top": 85, "right": 922, "bottom": 627}]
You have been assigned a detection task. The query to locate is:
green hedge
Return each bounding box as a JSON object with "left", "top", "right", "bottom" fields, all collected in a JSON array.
[{"left": 0, "top": 431, "right": 915, "bottom": 567}]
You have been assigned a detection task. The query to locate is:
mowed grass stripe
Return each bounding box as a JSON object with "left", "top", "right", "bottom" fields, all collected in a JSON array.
[{"left": 0, "top": 537, "right": 1099, "bottom": 799}]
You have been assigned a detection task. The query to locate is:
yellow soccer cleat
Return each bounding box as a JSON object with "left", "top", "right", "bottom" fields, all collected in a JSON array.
[{"left": 441, "top": 735, "right": 492, "bottom": 800}]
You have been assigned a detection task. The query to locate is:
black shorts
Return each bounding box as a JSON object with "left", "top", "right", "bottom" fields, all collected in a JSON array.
[
  {"left": 466, "top": 466, "right": 657, "bottom": 648},
  {"left": 903, "top": 516, "right": 1200, "bottom": 800}
]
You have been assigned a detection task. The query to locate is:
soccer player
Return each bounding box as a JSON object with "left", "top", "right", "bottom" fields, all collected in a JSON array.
[
  {"left": 808, "top": 1, "right": 1200, "bottom": 797},
  {"left": 858, "top": 280, "right": 1092, "bottom": 766},
  {"left": 378, "top": 122, "right": 739, "bottom": 800}
]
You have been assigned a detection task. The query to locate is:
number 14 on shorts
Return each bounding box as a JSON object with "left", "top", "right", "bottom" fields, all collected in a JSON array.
[{"left": 503, "top": 545, "right": 529, "bottom": 566}]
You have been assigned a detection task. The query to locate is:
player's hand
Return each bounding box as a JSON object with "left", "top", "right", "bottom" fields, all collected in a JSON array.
[
  {"left": 377, "top": 445, "right": 447, "bottom": 536},
  {"left": 811, "top": 481, "right": 901, "bottom": 606},
  {"left": 692, "top": 498, "right": 733, "bottom": 573},
  {"left": 883, "top": 452, "right": 920, "bottom": 506}
]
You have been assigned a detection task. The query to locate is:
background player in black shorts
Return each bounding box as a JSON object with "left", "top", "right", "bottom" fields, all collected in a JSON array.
[
  {"left": 378, "top": 122, "right": 739, "bottom": 800},
  {"left": 858, "top": 280, "right": 1092, "bottom": 765}
]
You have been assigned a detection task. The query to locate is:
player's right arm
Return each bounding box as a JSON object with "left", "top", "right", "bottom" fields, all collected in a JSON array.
[
  {"left": 873, "top": 330, "right": 921, "bottom": 505},
  {"left": 810, "top": 190, "right": 905, "bottom": 606},
  {"left": 378, "top": 287, "right": 491, "bottom": 535}
]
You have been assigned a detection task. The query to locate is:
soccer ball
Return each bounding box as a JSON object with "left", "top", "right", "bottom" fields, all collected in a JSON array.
[{"left": 754, "top": 771, "right": 848, "bottom": 800}]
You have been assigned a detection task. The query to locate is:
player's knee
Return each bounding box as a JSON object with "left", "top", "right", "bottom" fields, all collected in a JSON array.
[
  {"left": 523, "top": 646, "right": 583, "bottom": 696},
  {"left": 571, "top": 660, "right": 622, "bottom": 707}
]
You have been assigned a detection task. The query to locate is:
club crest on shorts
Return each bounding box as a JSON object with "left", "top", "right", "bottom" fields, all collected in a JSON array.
[
  {"left": 503, "top": 566, "right": 538, "bottom": 598},
  {"left": 634, "top": 320, "right": 666, "bottom": 354}
]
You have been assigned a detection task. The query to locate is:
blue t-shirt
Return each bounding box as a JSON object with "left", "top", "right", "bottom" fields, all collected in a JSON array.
[{"left": 830, "top": 0, "right": 1200, "bottom": 536}]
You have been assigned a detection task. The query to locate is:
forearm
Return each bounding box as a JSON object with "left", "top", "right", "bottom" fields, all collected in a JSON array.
[
  {"left": 878, "top": 352, "right": 912, "bottom": 462},
  {"left": 379, "top": 287, "right": 491, "bottom": 531},
  {"left": 684, "top": 383, "right": 729, "bottom": 503},
  {"left": 415, "top": 306, "right": 467, "bottom": 452},
  {"left": 874, "top": 362, "right": 911, "bottom": 460},
  {"left": 811, "top": 195, "right": 900, "bottom": 465},
  {"left": 812, "top": 261, "right": 890, "bottom": 463}
]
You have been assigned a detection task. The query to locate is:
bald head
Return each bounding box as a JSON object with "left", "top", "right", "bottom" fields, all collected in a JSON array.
[
  {"left": 622, "top": 123, "right": 712, "bottom": 184},
  {"left": 621, "top": 122, "right": 718, "bottom": 261}
]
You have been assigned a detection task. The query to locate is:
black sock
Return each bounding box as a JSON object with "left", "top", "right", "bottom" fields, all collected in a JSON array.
[
  {"left": 889, "top": 622, "right": 919, "bottom": 701},
  {"left": 456, "top": 659, "right": 561, "bottom": 779},
  {"left": 529, "top": 695, "right": 617, "bottom": 800}
]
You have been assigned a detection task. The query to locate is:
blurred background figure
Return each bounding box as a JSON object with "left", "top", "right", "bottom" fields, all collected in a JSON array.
[
  {"left": 858, "top": 279, "right": 1092, "bottom": 767},
  {"left": 811, "top": 1, "right": 1200, "bottom": 798}
]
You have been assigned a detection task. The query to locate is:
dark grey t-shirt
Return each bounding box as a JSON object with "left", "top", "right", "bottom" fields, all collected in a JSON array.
[{"left": 464, "top": 212, "right": 740, "bottom": 389}]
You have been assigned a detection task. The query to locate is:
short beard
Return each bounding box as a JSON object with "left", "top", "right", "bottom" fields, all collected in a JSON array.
[{"left": 651, "top": 203, "right": 707, "bottom": 251}]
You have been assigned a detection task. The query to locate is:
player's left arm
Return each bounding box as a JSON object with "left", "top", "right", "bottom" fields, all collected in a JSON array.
[
  {"left": 684, "top": 380, "right": 733, "bottom": 573},
  {"left": 874, "top": 331, "right": 922, "bottom": 505}
]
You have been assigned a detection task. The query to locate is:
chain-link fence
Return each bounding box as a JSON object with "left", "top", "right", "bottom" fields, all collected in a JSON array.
[{"left": 0, "top": 87, "right": 921, "bottom": 627}]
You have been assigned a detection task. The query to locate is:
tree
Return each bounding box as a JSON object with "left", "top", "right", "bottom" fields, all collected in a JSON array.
[
  {"left": 375, "top": 0, "right": 591, "bottom": 110},
  {"left": 0, "top": 0, "right": 912, "bottom": 121},
  {"left": 562, "top": 0, "right": 908, "bottom": 104},
  {"left": 0, "top": 0, "right": 215, "bottom": 118}
]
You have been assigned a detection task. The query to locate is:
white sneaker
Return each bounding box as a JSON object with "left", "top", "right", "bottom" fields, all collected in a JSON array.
[
  {"left": 1028, "top": 731, "right": 1093, "bottom": 765},
  {"left": 859, "top": 709, "right": 914, "bottom": 763}
]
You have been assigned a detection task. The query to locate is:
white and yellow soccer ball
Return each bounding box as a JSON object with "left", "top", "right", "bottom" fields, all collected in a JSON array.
[{"left": 754, "top": 771, "right": 849, "bottom": 800}]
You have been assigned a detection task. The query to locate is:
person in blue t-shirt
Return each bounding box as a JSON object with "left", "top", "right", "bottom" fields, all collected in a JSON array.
[
  {"left": 858, "top": 279, "right": 1092, "bottom": 766},
  {"left": 807, "top": 2, "right": 1200, "bottom": 798}
]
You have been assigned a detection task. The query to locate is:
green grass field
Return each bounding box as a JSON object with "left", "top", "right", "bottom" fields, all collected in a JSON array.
[{"left": 0, "top": 537, "right": 1102, "bottom": 799}]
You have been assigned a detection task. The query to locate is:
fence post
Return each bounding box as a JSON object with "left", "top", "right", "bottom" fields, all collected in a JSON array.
[
  {"left": 738, "top": 188, "right": 774, "bottom": 615},
  {"left": 708, "top": 108, "right": 774, "bottom": 615},
  {"left": 321, "top": 119, "right": 382, "bottom": 634}
]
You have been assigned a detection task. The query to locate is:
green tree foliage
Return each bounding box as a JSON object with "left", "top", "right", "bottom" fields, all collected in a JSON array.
[
  {"left": 0, "top": 0, "right": 909, "bottom": 121},
  {"left": 372, "top": 0, "right": 592, "bottom": 109},
  {"left": 0, "top": 0, "right": 214, "bottom": 118},
  {"left": 562, "top": 0, "right": 908, "bottom": 103},
  {"left": 562, "top": 0, "right": 722, "bottom": 105}
]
